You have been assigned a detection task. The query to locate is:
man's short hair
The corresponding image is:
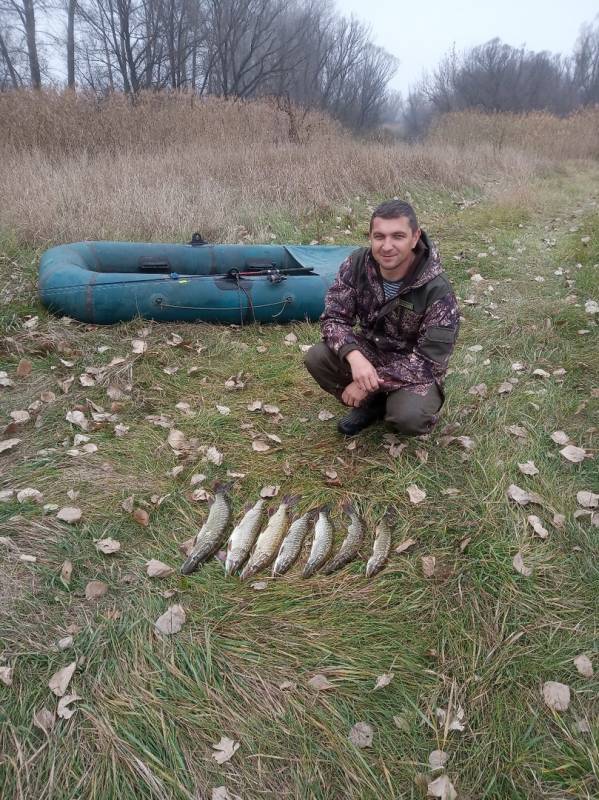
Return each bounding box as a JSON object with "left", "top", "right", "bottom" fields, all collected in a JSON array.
[{"left": 370, "top": 200, "right": 419, "bottom": 233}]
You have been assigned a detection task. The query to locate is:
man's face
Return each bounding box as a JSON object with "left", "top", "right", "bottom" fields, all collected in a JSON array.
[{"left": 369, "top": 215, "right": 421, "bottom": 273}]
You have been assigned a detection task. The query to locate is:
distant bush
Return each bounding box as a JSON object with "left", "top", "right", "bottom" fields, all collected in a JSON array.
[{"left": 428, "top": 109, "right": 599, "bottom": 160}]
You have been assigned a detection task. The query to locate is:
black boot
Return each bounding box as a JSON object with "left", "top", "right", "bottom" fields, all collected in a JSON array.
[{"left": 337, "top": 395, "right": 386, "bottom": 436}]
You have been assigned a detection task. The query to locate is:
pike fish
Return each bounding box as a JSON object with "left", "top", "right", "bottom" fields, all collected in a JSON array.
[
  {"left": 225, "top": 498, "right": 265, "bottom": 576},
  {"left": 272, "top": 510, "right": 313, "bottom": 576},
  {"left": 303, "top": 507, "right": 334, "bottom": 578},
  {"left": 322, "top": 503, "right": 364, "bottom": 574},
  {"left": 180, "top": 485, "right": 231, "bottom": 574},
  {"left": 240, "top": 497, "right": 293, "bottom": 580},
  {"left": 365, "top": 512, "right": 393, "bottom": 578}
]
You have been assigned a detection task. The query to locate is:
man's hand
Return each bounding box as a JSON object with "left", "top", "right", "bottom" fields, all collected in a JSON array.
[
  {"left": 341, "top": 381, "right": 369, "bottom": 407},
  {"left": 345, "top": 350, "right": 381, "bottom": 393}
]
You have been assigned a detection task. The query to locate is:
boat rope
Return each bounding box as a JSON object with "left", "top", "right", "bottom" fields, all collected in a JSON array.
[{"left": 154, "top": 295, "right": 294, "bottom": 321}]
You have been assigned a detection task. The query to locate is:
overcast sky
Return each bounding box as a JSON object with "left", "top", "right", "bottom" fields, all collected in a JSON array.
[{"left": 336, "top": 0, "right": 599, "bottom": 95}]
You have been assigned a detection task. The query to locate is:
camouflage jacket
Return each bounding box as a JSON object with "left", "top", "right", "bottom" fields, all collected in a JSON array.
[{"left": 320, "top": 232, "right": 460, "bottom": 396}]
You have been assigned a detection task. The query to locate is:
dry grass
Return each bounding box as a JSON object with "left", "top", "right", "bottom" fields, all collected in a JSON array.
[
  {"left": 0, "top": 90, "right": 557, "bottom": 247},
  {"left": 428, "top": 108, "right": 599, "bottom": 160}
]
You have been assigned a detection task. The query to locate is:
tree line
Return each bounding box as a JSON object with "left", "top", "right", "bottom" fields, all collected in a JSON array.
[
  {"left": 0, "top": 0, "right": 399, "bottom": 130},
  {"left": 402, "top": 22, "right": 599, "bottom": 139},
  {"left": 1, "top": 0, "right": 598, "bottom": 135}
]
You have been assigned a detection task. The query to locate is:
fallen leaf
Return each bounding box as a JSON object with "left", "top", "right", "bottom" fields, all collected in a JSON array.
[
  {"left": 57, "top": 636, "right": 73, "bottom": 650},
  {"left": 278, "top": 680, "right": 297, "bottom": 690},
  {"left": 154, "top": 604, "right": 186, "bottom": 635},
  {"left": 0, "top": 666, "right": 13, "bottom": 686},
  {"left": 57, "top": 507, "right": 82, "bottom": 524},
  {"left": 216, "top": 405, "right": 231, "bottom": 415},
  {"left": 513, "top": 552, "right": 532, "bottom": 576},
  {"left": 263, "top": 404, "right": 280, "bottom": 414},
  {"left": 0, "top": 438, "right": 22, "bottom": 454},
  {"left": 212, "top": 788, "right": 241, "bottom": 800},
  {"left": 395, "top": 537, "right": 417, "bottom": 554},
  {"left": 95, "top": 538, "right": 121, "bottom": 554},
  {"left": 348, "top": 721, "right": 373, "bottom": 748},
  {"left": 542, "top": 680, "right": 570, "bottom": 711},
  {"left": 307, "top": 674, "right": 334, "bottom": 691},
  {"left": 507, "top": 484, "right": 532, "bottom": 506},
  {"left": 65, "top": 410, "right": 88, "bottom": 430},
  {"left": 393, "top": 713, "right": 410, "bottom": 732},
  {"left": 133, "top": 508, "right": 150, "bottom": 526},
  {"left": 551, "top": 430, "right": 571, "bottom": 446},
  {"left": 459, "top": 536, "right": 472, "bottom": 552},
  {"left": 573, "top": 654, "right": 593, "bottom": 678},
  {"left": 533, "top": 368, "right": 551, "bottom": 378},
  {"left": 373, "top": 673, "right": 393, "bottom": 690},
  {"left": 318, "top": 409, "right": 334, "bottom": 421},
  {"left": 33, "top": 707, "right": 55, "bottom": 734},
  {"left": 577, "top": 491, "right": 599, "bottom": 508},
  {"left": 427, "top": 774, "right": 457, "bottom": 800},
  {"left": 442, "top": 487, "right": 460, "bottom": 496},
  {"left": 435, "top": 706, "right": 466, "bottom": 732},
  {"left": 518, "top": 461, "right": 539, "bottom": 476},
  {"left": 145, "top": 558, "right": 174, "bottom": 578},
  {"left": 407, "top": 484, "right": 426, "bottom": 504},
  {"left": 179, "top": 537, "right": 195, "bottom": 556},
  {"left": 16, "top": 487, "right": 44, "bottom": 503},
  {"left": 16, "top": 359, "right": 32, "bottom": 378},
  {"left": 553, "top": 513, "right": 566, "bottom": 529},
  {"left": 85, "top": 580, "right": 108, "bottom": 600},
  {"left": 211, "top": 736, "right": 240, "bottom": 764},
  {"left": 497, "top": 381, "right": 513, "bottom": 394},
  {"left": 260, "top": 485, "right": 280, "bottom": 498},
  {"left": 190, "top": 488, "right": 210, "bottom": 501},
  {"left": 57, "top": 693, "right": 81, "bottom": 720},
  {"left": 560, "top": 445, "right": 586, "bottom": 464},
  {"left": 167, "top": 429, "right": 187, "bottom": 451},
  {"left": 48, "top": 661, "right": 77, "bottom": 697},
  {"left": 284, "top": 333, "right": 298, "bottom": 344},
  {"left": 252, "top": 440, "right": 270, "bottom": 452},
  {"left": 250, "top": 581, "right": 268, "bottom": 591},
  {"left": 429, "top": 749, "right": 449, "bottom": 771},
  {"left": 10, "top": 409, "right": 30, "bottom": 424},
  {"left": 455, "top": 435, "right": 475, "bottom": 450},
  {"left": 527, "top": 515, "right": 549, "bottom": 539},
  {"left": 122, "top": 495, "right": 135, "bottom": 513},
  {"left": 468, "top": 382, "right": 487, "bottom": 397},
  {"left": 506, "top": 425, "right": 528, "bottom": 438},
  {"left": 206, "top": 446, "right": 223, "bottom": 465},
  {"left": 389, "top": 442, "right": 407, "bottom": 457},
  {"left": 422, "top": 555, "right": 436, "bottom": 578},
  {"left": 131, "top": 339, "right": 147, "bottom": 354},
  {"left": 247, "top": 400, "right": 263, "bottom": 412}
]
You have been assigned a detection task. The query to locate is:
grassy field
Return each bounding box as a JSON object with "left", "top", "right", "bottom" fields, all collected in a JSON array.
[{"left": 1, "top": 119, "right": 598, "bottom": 797}]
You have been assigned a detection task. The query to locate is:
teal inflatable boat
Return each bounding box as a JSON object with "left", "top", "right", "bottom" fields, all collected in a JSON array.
[{"left": 38, "top": 237, "right": 356, "bottom": 325}]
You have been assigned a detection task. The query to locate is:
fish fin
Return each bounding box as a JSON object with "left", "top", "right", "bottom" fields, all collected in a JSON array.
[{"left": 341, "top": 500, "right": 355, "bottom": 515}]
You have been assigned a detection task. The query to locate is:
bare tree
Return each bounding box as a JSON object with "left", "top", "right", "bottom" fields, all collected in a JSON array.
[
  {"left": 0, "top": 0, "right": 43, "bottom": 87},
  {"left": 572, "top": 18, "right": 599, "bottom": 105}
]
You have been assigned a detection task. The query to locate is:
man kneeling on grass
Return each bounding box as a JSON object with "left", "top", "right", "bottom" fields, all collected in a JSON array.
[{"left": 304, "top": 199, "right": 460, "bottom": 436}]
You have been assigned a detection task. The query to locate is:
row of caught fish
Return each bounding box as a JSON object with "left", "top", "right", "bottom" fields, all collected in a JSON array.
[{"left": 179, "top": 487, "right": 392, "bottom": 579}]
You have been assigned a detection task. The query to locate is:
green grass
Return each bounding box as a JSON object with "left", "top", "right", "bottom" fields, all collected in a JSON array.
[{"left": 1, "top": 165, "right": 598, "bottom": 800}]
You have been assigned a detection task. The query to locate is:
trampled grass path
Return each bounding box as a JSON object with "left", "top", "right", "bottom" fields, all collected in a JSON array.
[{"left": 0, "top": 166, "right": 598, "bottom": 799}]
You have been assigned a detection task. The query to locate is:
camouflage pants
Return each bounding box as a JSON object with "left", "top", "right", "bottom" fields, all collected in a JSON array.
[{"left": 304, "top": 342, "right": 443, "bottom": 436}]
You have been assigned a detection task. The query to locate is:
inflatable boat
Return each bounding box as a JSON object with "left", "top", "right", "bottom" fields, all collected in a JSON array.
[{"left": 38, "top": 237, "right": 357, "bottom": 325}]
